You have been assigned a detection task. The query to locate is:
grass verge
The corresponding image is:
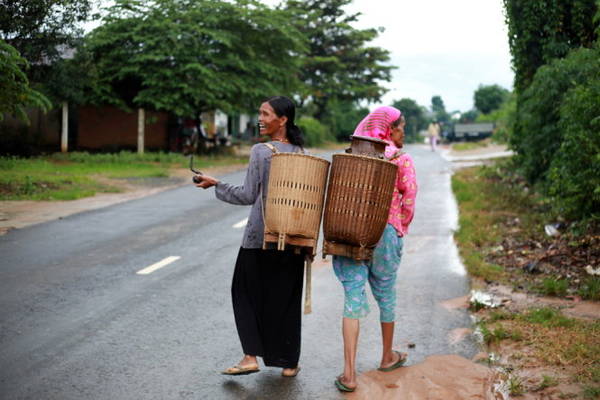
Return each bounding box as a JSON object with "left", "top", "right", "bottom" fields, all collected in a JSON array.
[
  {"left": 0, "top": 151, "right": 248, "bottom": 201},
  {"left": 451, "top": 160, "right": 599, "bottom": 299},
  {"left": 476, "top": 306, "right": 599, "bottom": 396},
  {"left": 451, "top": 138, "right": 493, "bottom": 152}
]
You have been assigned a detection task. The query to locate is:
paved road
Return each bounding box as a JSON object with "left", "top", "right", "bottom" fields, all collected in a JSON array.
[{"left": 0, "top": 144, "right": 477, "bottom": 399}]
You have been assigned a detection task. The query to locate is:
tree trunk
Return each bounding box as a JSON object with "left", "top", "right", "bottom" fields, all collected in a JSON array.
[
  {"left": 61, "top": 101, "right": 68, "bottom": 153},
  {"left": 137, "top": 108, "right": 145, "bottom": 154}
]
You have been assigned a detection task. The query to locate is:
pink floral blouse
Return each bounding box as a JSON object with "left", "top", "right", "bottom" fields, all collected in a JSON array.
[{"left": 384, "top": 146, "right": 418, "bottom": 237}]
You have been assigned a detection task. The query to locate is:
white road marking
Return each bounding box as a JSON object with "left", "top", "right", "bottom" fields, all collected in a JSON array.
[
  {"left": 233, "top": 218, "right": 248, "bottom": 229},
  {"left": 136, "top": 256, "right": 181, "bottom": 275}
]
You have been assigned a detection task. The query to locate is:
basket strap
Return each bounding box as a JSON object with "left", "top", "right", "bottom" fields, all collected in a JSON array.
[
  {"left": 261, "top": 143, "right": 275, "bottom": 249},
  {"left": 386, "top": 150, "right": 405, "bottom": 161},
  {"left": 303, "top": 256, "right": 312, "bottom": 314},
  {"left": 263, "top": 142, "right": 278, "bottom": 153}
]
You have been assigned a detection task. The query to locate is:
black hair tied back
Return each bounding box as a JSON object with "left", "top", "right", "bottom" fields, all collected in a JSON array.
[{"left": 266, "top": 96, "right": 305, "bottom": 147}]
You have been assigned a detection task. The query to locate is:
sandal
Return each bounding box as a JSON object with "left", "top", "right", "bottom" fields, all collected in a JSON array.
[
  {"left": 334, "top": 375, "right": 356, "bottom": 392},
  {"left": 221, "top": 364, "right": 260, "bottom": 375},
  {"left": 377, "top": 350, "right": 407, "bottom": 372}
]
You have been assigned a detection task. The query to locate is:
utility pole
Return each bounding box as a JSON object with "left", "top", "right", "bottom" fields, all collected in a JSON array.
[
  {"left": 61, "top": 101, "right": 68, "bottom": 152},
  {"left": 137, "top": 108, "right": 145, "bottom": 154}
]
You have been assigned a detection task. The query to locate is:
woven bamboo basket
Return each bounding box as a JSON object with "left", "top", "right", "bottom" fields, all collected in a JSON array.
[
  {"left": 263, "top": 153, "right": 330, "bottom": 255},
  {"left": 323, "top": 153, "right": 397, "bottom": 260}
]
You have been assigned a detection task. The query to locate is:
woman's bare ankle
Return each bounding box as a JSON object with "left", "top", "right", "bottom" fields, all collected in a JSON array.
[{"left": 240, "top": 355, "right": 258, "bottom": 366}]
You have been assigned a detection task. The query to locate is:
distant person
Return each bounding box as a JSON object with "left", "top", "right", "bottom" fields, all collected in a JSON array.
[
  {"left": 194, "top": 96, "right": 305, "bottom": 378},
  {"left": 427, "top": 121, "right": 440, "bottom": 151},
  {"left": 333, "top": 106, "right": 418, "bottom": 393}
]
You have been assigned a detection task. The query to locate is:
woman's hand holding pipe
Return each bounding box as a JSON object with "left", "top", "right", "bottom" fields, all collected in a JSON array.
[{"left": 194, "top": 174, "right": 219, "bottom": 189}]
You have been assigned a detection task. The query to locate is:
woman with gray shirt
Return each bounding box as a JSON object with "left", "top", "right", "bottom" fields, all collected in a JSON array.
[{"left": 194, "top": 96, "right": 304, "bottom": 378}]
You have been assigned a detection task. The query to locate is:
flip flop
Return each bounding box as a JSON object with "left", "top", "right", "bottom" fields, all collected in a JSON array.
[
  {"left": 282, "top": 366, "right": 301, "bottom": 377},
  {"left": 377, "top": 351, "right": 407, "bottom": 372},
  {"left": 334, "top": 376, "right": 356, "bottom": 392},
  {"left": 221, "top": 364, "right": 260, "bottom": 376}
]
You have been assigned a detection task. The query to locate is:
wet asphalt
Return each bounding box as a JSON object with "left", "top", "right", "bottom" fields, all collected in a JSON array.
[{"left": 0, "top": 144, "right": 478, "bottom": 399}]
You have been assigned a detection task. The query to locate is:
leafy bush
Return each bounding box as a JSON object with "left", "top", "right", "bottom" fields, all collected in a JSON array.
[
  {"left": 477, "top": 93, "right": 516, "bottom": 144},
  {"left": 547, "top": 77, "right": 600, "bottom": 222},
  {"left": 297, "top": 116, "right": 335, "bottom": 147},
  {"left": 510, "top": 46, "right": 600, "bottom": 184}
]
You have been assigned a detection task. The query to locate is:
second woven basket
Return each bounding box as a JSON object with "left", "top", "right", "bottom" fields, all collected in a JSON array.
[{"left": 322, "top": 153, "right": 397, "bottom": 260}]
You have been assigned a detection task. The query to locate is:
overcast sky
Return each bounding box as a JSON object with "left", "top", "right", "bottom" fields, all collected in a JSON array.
[
  {"left": 345, "top": 0, "right": 514, "bottom": 112},
  {"left": 263, "top": 0, "right": 514, "bottom": 112}
]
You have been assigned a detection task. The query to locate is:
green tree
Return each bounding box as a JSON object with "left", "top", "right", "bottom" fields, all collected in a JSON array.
[
  {"left": 431, "top": 95, "right": 449, "bottom": 123},
  {"left": 511, "top": 46, "right": 600, "bottom": 183},
  {"left": 503, "top": 0, "right": 597, "bottom": 94},
  {"left": 83, "top": 0, "right": 306, "bottom": 116},
  {"left": 0, "top": 40, "right": 51, "bottom": 122},
  {"left": 283, "top": 0, "right": 393, "bottom": 121},
  {"left": 548, "top": 78, "right": 600, "bottom": 222},
  {"left": 476, "top": 92, "right": 516, "bottom": 143},
  {"left": 319, "top": 98, "right": 369, "bottom": 141},
  {"left": 459, "top": 109, "right": 479, "bottom": 123},
  {"left": 474, "top": 84, "right": 509, "bottom": 114},
  {"left": 0, "top": 0, "right": 92, "bottom": 89},
  {"left": 392, "top": 98, "right": 427, "bottom": 143}
]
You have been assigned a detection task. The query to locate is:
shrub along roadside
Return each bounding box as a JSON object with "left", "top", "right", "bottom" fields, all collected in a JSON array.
[
  {"left": 452, "top": 160, "right": 599, "bottom": 300},
  {"left": 0, "top": 151, "right": 248, "bottom": 201}
]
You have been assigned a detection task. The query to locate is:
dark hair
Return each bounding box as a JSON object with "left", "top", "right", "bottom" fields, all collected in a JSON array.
[
  {"left": 391, "top": 114, "right": 405, "bottom": 128},
  {"left": 266, "top": 96, "right": 304, "bottom": 147}
]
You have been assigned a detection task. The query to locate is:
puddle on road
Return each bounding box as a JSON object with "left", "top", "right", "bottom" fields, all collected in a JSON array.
[
  {"left": 448, "top": 327, "right": 473, "bottom": 345},
  {"left": 440, "top": 295, "right": 470, "bottom": 310},
  {"left": 344, "top": 354, "right": 507, "bottom": 400}
]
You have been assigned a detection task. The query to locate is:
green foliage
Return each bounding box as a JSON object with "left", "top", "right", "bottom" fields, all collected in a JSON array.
[
  {"left": 474, "top": 84, "right": 510, "bottom": 114},
  {"left": 430, "top": 95, "right": 449, "bottom": 123},
  {"left": 547, "top": 76, "right": 600, "bottom": 222},
  {"left": 510, "top": 46, "right": 600, "bottom": 184},
  {"left": 583, "top": 385, "right": 600, "bottom": 399},
  {"left": 296, "top": 116, "right": 336, "bottom": 147},
  {"left": 283, "top": 0, "right": 393, "bottom": 121},
  {"left": 83, "top": 0, "right": 306, "bottom": 116},
  {"left": 503, "top": 0, "right": 598, "bottom": 94},
  {"left": 523, "top": 307, "right": 575, "bottom": 328},
  {"left": 0, "top": 0, "right": 91, "bottom": 66},
  {"left": 0, "top": 151, "right": 247, "bottom": 200},
  {"left": 319, "top": 99, "right": 369, "bottom": 141},
  {"left": 508, "top": 375, "right": 525, "bottom": 396},
  {"left": 476, "top": 93, "right": 516, "bottom": 144},
  {"left": 459, "top": 109, "right": 479, "bottom": 123},
  {"left": 578, "top": 278, "right": 600, "bottom": 301},
  {"left": 0, "top": 40, "right": 51, "bottom": 122},
  {"left": 536, "top": 375, "right": 559, "bottom": 391},
  {"left": 0, "top": 0, "right": 92, "bottom": 105},
  {"left": 391, "top": 98, "right": 427, "bottom": 143},
  {"left": 538, "top": 277, "right": 569, "bottom": 297}
]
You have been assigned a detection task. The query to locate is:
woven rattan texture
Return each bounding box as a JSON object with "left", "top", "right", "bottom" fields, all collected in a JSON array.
[
  {"left": 264, "top": 153, "right": 330, "bottom": 248},
  {"left": 323, "top": 154, "right": 397, "bottom": 249}
]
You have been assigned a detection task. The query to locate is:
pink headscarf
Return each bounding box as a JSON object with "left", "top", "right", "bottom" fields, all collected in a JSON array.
[{"left": 353, "top": 106, "right": 402, "bottom": 143}]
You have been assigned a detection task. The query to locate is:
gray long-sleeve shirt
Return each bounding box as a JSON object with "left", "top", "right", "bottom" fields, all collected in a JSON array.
[{"left": 215, "top": 142, "right": 303, "bottom": 249}]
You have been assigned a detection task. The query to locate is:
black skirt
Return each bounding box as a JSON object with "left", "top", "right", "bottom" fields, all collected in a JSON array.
[{"left": 231, "top": 247, "right": 305, "bottom": 368}]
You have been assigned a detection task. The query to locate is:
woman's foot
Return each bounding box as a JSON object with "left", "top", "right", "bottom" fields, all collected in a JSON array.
[
  {"left": 282, "top": 366, "right": 301, "bottom": 377},
  {"left": 221, "top": 355, "right": 260, "bottom": 375},
  {"left": 378, "top": 350, "right": 407, "bottom": 372},
  {"left": 335, "top": 374, "right": 357, "bottom": 392}
]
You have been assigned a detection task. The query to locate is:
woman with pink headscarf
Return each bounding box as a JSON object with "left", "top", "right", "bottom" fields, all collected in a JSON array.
[{"left": 334, "top": 106, "right": 418, "bottom": 393}]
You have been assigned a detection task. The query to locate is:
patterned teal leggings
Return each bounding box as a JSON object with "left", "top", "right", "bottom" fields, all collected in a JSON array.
[{"left": 333, "top": 224, "right": 404, "bottom": 323}]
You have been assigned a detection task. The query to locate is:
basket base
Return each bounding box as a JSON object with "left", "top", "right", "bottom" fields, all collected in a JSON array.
[
  {"left": 264, "top": 232, "right": 317, "bottom": 256},
  {"left": 322, "top": 240, "right": 374, "bottom": 261}
]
